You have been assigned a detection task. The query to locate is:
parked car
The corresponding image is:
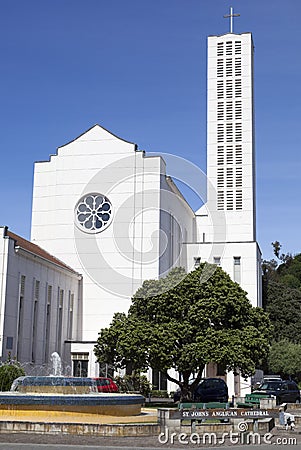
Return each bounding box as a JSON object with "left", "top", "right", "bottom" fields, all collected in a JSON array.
[
  {"left": 253, "top": 380, "right": 300, "bottom": 405},
  {"left": 174, "top": 377, "right": 228, "bottom": 403},
  {"left": 92, "top": 377, "right": 119, "bottom": 393},
  {"left": 252, "top": 374, "right": 282, "bottom": 391}
]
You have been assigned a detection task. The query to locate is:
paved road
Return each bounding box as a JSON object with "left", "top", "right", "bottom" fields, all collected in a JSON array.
[
  {"left": 0, "top": 444, "right": 300, "bottom": 450},
  {"left": 0, "top": 431, "right": 300, "bottom": 449},
  {"left": 0, "top": 446, "right": 158, "bottom": 450}
]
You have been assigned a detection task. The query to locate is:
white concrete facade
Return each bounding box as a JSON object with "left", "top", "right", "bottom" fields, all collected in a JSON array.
[
  {"left": 207, "top": 33, "right": 256, "bottom": 240},
  {"left": 30, "top": 126, "right": 196, "bottom": 375},
  {"left": 0, "top": 227, "right": 82, "bottom": 371},
  {"left": 183, "top": 32, "right": 261, "bottom": 309}
]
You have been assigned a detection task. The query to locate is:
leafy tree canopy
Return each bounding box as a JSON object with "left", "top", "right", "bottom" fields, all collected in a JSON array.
[
  {"left": 94, "top": 265, "right": 272, "bottom": 399},
  {"left": 265, "top": 282, "right": 301, "bottom": 343},
  {"left": 262, "top": 242, "right": 301, "bottom": 343},
  {"left": 268, "top": 339, "right": 301, "bottom": 380},
  {"left": 263, "top": 241, "right": 301, "bottom": 288}
]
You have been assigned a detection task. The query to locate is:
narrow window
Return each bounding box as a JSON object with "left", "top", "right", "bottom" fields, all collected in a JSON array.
[
  {"left": 235, "top": 79, "right": 242, "bottom": 97},
  {"left": 6, "top": 337, "right": 13, "bottom": 350},
  {"left": 217, "top": 146, "right": 224, "bottom": 165},
  {"left": 17, "top": 275, "right": 26, "bottom": 360},
  {"left": 226, "top": 41, "right": 232, "bottom": 56},
  {"left": 226, "top": 101, "right": 233, "bottom": 121},
  {"left": 226, "top": 80, "right": 233, "bottom": 98},
  {"left": 235, "top": 58, "right": 242, "bottom": 77},
  {"left": 44, "top": 284, "right": 52, "bottom": 363},
  {"left": 226, "top": 146, "right": 234, "bottom": 165},
  {"left": 31, "top": 279, "right": 40, "bottom": 362},
  {"left": 233, "top": 257, "right": 241, "bottom": 284},
  {"left": 213, "top": 257, "right": 221, "bottom": 266},
  {"left": 235, "top": 41, "right": 242, "bottom": 54},
  {"left": 235, "top": 123, "right": 242, "bottom": 141},
  {"left": 217, "top": 59, "right": 224, "bottom": 77},
  {"left": 226, "top": 58, "right": 232, "bottom": 77},
  {"left": 226, "top": 167, "right": 234, "bottom": 188},
  {"left": 67, "top": 292, "right": 74, "bottom": 340},
  {"left": 217, "top": 102, "right": 224, "bottom": 120},
  {"left": 152, "top": 369, "right": 168, "bottom": 391},
  {"left": 217, "top": 81, "right": 224, "bottom": 98},
  {"left": 217, "top": 191, "right": 224, "bottom": 210},
  {"left": 235, "top": 145, "right": 243, "bottom": 164},
  {"left": 226, "top": 191, "right": 234, "bottom": 210},
  {"left": 236, "top": 190, "right": 243, "bottom": 210},
  {"left": 217, "top": 168, "right": 224, "bottom": 188},
  {"left": 72, "top": 353, "right": 89, "bottom": 377},
  {"left": 217, "top": 124, "right": 224, "bottom": 143},
  {"left": 226, "top": 123, "right": 233, "bottom": 142},
  {"left": 236, "top": 167, "right": 243, "bottom": 187},
  {"left": 235, "top": 100, "right": 242, "bottom": 120},
  {"left": 56, "top": 288, "right": 64, "bottom": 354},
  {"left": 217, "top": 42, "right": 224, "bottom": 56}
]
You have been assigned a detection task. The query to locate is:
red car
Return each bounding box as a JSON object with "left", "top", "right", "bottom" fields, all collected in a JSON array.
[{"left": 92, "top": 377, "right": 119, "bottom": 393}]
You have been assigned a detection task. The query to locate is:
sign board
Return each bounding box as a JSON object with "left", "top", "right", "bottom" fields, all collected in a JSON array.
[{"left": 169, "top": 408, "right": 279, "bottom": 420}]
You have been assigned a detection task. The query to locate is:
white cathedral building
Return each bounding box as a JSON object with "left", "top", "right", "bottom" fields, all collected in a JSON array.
[{"left": 0, "top": 28, "right": 262, "bottom": 397}]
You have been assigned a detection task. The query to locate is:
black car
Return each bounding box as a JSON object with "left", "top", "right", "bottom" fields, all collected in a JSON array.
[
  {"left": 253, "top": 380, "right": 300, "bottom": 405},
  {"left": 174, "top": 377, "right": 228, "bottom": 403}
]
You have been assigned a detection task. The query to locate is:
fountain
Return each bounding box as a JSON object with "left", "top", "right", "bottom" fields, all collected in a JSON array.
[
  {"left": 0, "top": 355, "right": 149, "bottom": 435},
  {"left": 0, "top": 375, "right": 144, "bottom": 420}
]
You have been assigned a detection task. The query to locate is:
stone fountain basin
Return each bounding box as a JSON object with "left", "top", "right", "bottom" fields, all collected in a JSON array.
[{"left": 0, "top": 392, "right": 145, "bottom": 417}]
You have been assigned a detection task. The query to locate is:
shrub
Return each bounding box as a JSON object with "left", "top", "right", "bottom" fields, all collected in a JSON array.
[
  {"left": 115, "top": 373, "right": 152, "bottom": 397},
  {"left": 0, "top": 360, "right": 25, "bottom": 391},
  {"left": 151, "top": 390, "right": 169, "bottom": 398}
]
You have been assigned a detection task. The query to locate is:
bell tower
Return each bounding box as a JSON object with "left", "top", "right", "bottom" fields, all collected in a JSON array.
[{"left": 206, "top": 12, "right": 256, "bottom": 243}]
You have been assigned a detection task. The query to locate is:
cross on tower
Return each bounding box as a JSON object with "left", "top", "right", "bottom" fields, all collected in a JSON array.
[{"left": 223, "top": 6, "right": 240, "bottom": 33}]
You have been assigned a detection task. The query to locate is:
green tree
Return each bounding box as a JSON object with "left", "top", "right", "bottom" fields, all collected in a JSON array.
[
  {"left": 268, "top": 339, "right": 301, "bottom": 380},
  {"left": 265, "top": 281, "right": 301, "bottom": 343},
  {"left": 94, "top": 265, "right": 272, "bottom": 400},
  {"left": 266, "top": 242, "right": 300, "bottom": 287},
  {"left": 0, "top": 359, "right": 25, "bottom": 391},
  {"left": 277, "top": 253, "right": 301, "bottom": 284},
  {"left": 263, "top": 243, "right": 301, "bottom": 343},
  {"left": 263, "top": 244, "right": 301, "bottom": 375}
]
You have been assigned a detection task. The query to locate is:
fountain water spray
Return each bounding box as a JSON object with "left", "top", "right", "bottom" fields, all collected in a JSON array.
[{"left": 50, "top": 352, "right": 62, "bottom": 376}]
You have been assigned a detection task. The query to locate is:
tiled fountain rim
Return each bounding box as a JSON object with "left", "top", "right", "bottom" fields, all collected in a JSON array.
[{"left": 0, "top": 393, "right": 144, "bottom": 406}]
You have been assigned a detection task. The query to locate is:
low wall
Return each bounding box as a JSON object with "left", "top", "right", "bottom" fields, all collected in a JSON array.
[{"left": 0, "top": 421, "right": 160, "bottom": 436}]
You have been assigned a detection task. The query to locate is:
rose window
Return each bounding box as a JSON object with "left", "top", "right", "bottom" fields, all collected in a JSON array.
[{"left": 75, "top": 193, "right": 113, "bottom": 233}]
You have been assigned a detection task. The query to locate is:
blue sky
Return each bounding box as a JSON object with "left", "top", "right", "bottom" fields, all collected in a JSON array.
[{"left": 0, "top": 0, "right": 300, "bottom": 261}]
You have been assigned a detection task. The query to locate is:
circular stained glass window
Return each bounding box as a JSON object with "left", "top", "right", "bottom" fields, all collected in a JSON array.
[{"left": 75, "top": 193, "right": 113, "bottom": 233}]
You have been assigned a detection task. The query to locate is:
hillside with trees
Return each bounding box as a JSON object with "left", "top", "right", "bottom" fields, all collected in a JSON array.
[{"left": 263, "top": 242, "right": 301, "bottom": 379}]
